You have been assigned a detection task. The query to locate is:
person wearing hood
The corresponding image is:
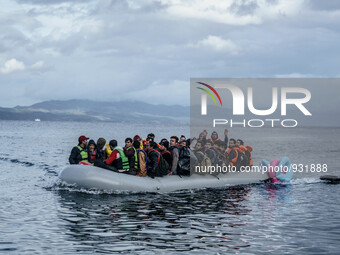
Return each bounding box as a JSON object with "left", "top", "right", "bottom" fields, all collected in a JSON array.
[{"left": 87, "top": 139, "right": 97, "bottom": 164}]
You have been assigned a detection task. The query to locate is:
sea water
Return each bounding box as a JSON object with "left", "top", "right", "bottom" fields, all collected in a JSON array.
[{"left": 0, "top": 121, "right": 339, "bottom": 254}]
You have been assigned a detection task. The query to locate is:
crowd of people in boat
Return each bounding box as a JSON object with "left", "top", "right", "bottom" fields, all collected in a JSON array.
[{"left": 69, "top": 129, "right": 254, "bottom": 178}]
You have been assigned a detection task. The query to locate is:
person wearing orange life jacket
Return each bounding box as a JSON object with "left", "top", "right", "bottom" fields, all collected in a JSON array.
[
  {"left": 237, "top": 139, "right": 253, "bottom": 166},
  {"left": 227, "top": 138, "right": 239, "bottom": 168},
  {"left": 145, "top": 141, "right": 169, "bottom": 178},
  {"left": 203, "top": 129, "right": 229, "bottom": 146},
  {"left": 207, "top": 131, "right": 222, "bottom": 145}
]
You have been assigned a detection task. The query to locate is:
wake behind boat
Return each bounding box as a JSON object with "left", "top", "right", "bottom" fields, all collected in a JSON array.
[{"left": 59, "top": 164, "right": 270, "bottom": 192}]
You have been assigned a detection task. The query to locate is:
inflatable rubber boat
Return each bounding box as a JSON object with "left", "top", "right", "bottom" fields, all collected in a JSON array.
[{"left": 59, "top": 164, "right": 271, "bottom": 192}]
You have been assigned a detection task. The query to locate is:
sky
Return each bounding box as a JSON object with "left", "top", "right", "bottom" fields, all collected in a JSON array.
[{"left": 1, "top": 0, "right": 340, "bottom": 107}]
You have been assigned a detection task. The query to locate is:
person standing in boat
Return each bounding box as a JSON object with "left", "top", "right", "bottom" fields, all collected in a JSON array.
[
  {"left": 208, "top": 131, "right": 222, "bottom": 144},
  {"left": 69, "top": 135, "right": 89, "bottom": 164}
]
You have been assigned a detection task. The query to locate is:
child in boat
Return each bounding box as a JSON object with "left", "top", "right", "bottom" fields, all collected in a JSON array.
[{"left": 87, "top": 139, "right": 98, "bottom": 164}]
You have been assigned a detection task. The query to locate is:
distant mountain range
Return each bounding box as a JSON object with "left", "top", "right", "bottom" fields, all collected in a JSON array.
[
  {"left": 0, "top": 100, "right": 189, "bottom": 123},
  {"left": 1, "top": 99, "right": 338, "bottom": 126}
]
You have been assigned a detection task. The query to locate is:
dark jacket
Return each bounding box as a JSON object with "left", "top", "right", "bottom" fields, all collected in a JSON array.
[
  {"left": 97, "top": 149, "right": 106, "bottom": 160},
  {"left": 161, "top": 150, "right": 172, "bottom": 167},
  {"left": 147, "top": 149, "right": 160, "bottom": 176},
  {"left": 69, "top": 146, "right": 83, "bottom": 164},
  {"left": 205, "top": 148, "right": 217, "bottom": 164}
]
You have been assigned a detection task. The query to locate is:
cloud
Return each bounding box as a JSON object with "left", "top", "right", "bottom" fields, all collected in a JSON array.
[
  {"left": 14, "top": 0, "right": 93, "bottom": 4},
  {"left": 1, "top": 0, "right": 340, "bottom": 109},
  {"left": 0, "top": 58, "right": 26, "bottom": 74},
  {"left": 0, "top": 59, "right": 46, "bottom": 74},
  {"left": 308, "top": 0, "right": 340, "bottom": 11},
  {"left": 126, "top": 80, "right": 190, "bottom": 105},
  {"left": 30, "top": 60, "right": 44, "bottom": 69},
  {"left": 189, "top": 35, "right": 240, "bottom": 54},
  {"left": 160, "top": 0, "right": 261, "bottom": 25}
]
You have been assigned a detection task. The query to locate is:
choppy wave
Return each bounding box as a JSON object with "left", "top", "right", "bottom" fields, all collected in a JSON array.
[{"left": 0, "top": 156, "right": 35, "bottom": 167}]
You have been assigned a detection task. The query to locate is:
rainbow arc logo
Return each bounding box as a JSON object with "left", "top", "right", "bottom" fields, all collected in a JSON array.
[{"left": 196, "top": 82, "right": 223, "bottom": 107}]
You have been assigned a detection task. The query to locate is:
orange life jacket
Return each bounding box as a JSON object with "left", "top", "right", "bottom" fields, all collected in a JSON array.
[
  {"left": 208, "top": 138, "right": 222, "bottom": 144},
  {"left": 238, "top": 145, "right": 247, "bottom": 154},
  {"left": 237, "top": 145, "right": 253, "bottom": 166},
  {"left": 89, "top": 149, "right": 97, "bottom": 163},
  {"left": 245, "top": 145, "right": 253, "bottom": 166},
  {"left": 148, "top": 148, "right": 161, "bottom": 163},
  {"left": 227, "top": 147, "right": 238, "bottom": 166}
]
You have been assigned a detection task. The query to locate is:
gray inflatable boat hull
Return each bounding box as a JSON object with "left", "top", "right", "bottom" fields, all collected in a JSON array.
[{"left": 59, "top": 165, "right": 269, "bottom": 192}]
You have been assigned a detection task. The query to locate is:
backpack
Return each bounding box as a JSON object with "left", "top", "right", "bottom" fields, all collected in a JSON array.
[
  {"left": 194, "top": 151, "right": 212, "bottom": 175},
  {"left": 177, "top": 147, "right": 191, "bottom": 175},
  {"left": 148, "top": 149, "right": 169, "bottom": 177},
  {"left": 155, "top": 154, "right": 170, "bottom": 177}
]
